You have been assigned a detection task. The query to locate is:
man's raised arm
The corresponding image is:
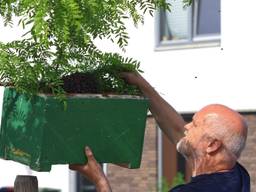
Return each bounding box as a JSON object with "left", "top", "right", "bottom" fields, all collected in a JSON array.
[{"left": 121, "top": 72, "right": 186, "bottom": 144}]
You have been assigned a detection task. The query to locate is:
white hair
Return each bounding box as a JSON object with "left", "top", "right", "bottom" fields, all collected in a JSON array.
[
  {"left": 204, "top": 114, "right": 248, "bottom": 159},
  {"left": 221, "top": 130, "right": 246, "bottom": 158}
]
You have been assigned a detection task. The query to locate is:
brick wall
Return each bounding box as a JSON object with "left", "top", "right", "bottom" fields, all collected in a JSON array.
[
  {"left": 239, "top": 113, "right": 256, "bottom": 192},
  {"left": 107, "top": 117, "right": 158, "bottom": 192}
]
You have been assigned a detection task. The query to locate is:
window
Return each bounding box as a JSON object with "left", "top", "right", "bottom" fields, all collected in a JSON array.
[{"left": 156, "top": 0, "right": 221, "bottom": 50}]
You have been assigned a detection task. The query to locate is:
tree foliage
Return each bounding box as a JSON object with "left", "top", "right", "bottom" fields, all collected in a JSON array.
[{"left": 0, "top": 0, "right": 186, "bottom": 97}]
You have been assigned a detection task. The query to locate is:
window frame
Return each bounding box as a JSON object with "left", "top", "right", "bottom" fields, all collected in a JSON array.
[{"left": 155, "top": 0, "right": 221, "bottom": 51}]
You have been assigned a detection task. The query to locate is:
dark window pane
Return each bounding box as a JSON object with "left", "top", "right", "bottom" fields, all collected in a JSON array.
[{"left": 197, "top": 0, "right": 221, "bottom": 35}]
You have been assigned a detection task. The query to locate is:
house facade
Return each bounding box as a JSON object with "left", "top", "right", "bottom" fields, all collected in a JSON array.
[{"left": 1, "top": 0, "right": 256, "bottom": 191}]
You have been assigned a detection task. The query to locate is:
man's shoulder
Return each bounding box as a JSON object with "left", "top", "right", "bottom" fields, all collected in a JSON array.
[
  {"left": 169, "top": 178, "right": 225, "bottom": 192},
  {"left": 169, "top": 184, "right": 191, "bottom": 192},
  {"left": 169, "top": 162, "right": 250, "bottom": 192},
  {"left": 169, "top": 171, "right": 222, "bottom": 192},
  {"left": 169, "top": 183, "right": 203, "bottom": 192}
]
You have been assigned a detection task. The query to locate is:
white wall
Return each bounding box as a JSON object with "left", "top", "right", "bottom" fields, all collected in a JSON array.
[
  {"left": 0, "top": 160, "right": 70, "bottom": 191},
  {"left": 95, "top": 0, "right": 256, "bottom": 113},
  {"left": 1, "top": 0, "right": 256, "bottom": 190},
  {"left": 117, "top": 0, "right": 256, "bottom": 113}
]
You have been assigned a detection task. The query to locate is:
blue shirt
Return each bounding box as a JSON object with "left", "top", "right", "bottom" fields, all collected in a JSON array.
[{"left": 170, "top": 163, "right": 250, "bottom": 192}]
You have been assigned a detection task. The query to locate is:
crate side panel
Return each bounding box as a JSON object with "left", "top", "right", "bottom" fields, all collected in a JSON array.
[
  {"left": 0, "top": 88, "right": 46, "bottom": 167},
  {"left": 42, "top": 97, "right": 149, "bottom": 168}
]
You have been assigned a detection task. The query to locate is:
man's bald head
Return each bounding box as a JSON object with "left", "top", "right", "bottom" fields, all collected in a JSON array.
[{"left": 196, "top": 104, "right": 248, "bottom": 158}]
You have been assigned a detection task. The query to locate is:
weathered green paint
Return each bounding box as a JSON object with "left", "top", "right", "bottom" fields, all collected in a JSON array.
[{"left": 0, "top": 88, "right": 149, "bottom": 171}]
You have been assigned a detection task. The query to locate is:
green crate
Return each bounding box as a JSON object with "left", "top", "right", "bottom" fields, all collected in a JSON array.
[{"left": 0, "top": 87, "right": 149, "bottom": 171}]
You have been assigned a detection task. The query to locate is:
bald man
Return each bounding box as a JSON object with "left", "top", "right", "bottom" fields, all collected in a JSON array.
[{"left": 70, "top": 73, "right": 250, "bottom": 192}]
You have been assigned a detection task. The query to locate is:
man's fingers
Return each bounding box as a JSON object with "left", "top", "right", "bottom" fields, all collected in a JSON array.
[
  {"left": 69, "top": 164, "right": 77, "bottom": 170},
  {"left": 69, "top": 147, "right": 93, "bottom": 171},
  {"left": 69, "top": 146, "right": 97, "bottom": 173},
  {"left": 115, "top": 163, "right": 130, "bottom": 168},
  {"left": 85, "top": 146, "right": 96, "bottom": 161},
  {"left": 119, "top": 72, "right": 128, "bottom": 77},
  {"left": 119, "top": 72, "right": 129, "bottom": 81},
  {"left": 69, "top": 164, "right": 84, "bottom": 172},
  {"left": 120, "top": 72, "right": 136, "bottom": 77}
]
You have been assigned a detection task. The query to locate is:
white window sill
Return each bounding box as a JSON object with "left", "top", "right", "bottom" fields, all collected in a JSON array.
[{"left": 154, "top": 39, "right": 221, "bottom": 51}]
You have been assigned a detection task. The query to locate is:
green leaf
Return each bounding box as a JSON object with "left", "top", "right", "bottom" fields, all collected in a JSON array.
[{"left": 0, "top": 0, "right": 171, "bottom": 97}]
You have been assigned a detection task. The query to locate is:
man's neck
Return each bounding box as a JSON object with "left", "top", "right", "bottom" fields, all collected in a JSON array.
[{"left": 188, "top": 156, "right": 236, "bottom": 177}]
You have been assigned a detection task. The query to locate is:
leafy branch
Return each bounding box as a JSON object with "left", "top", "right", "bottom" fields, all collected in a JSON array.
[{"left": 0, "top": 0, "right": 172, "bottom": 97}]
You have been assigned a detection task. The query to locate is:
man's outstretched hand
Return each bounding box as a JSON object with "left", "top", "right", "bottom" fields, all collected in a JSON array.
[
  {"left": 120, "top": 72, "right": 147, "bottom": 87},
  {"left": 69, "top": 147, "right": 112, "bottom": 192}
]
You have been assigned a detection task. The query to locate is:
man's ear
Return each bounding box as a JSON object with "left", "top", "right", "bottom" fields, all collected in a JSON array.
[{"left": 206, "top": 139, "right": 222, "bottom": 154}]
